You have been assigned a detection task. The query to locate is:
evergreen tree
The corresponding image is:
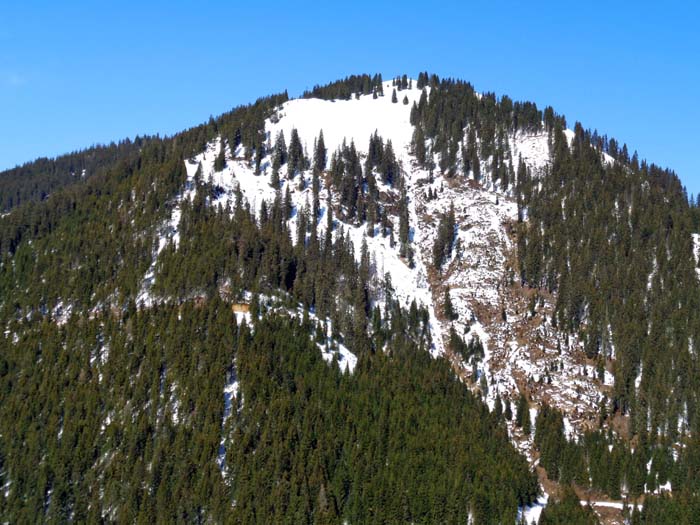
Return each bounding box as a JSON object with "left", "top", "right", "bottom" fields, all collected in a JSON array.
[
  {"left": 432, "top": 203, "right": 456, "bottom": 269},
  {"left": 288, "top": 128, "right": 304, "bottom": 177},
  {"left": 516, "top": 392, "right": 531, "bottom": 435},
  {"left": 505, "top": 398, "right": 513, "bottom": 421},
  {"left": 272, "top": 130, "right": 287, "bottom": 180},
  {"left": 214, "top": 140, "right": 227, "bottom": 171},
  {"left": 412, "top": 125, "right": 427, "bottom": 165},
  {"left": 313, "top": 130, "right": 327, "bottom": 173}
]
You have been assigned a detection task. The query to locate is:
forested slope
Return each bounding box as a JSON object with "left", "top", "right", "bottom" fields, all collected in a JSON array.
[{"left": 1, "top": 72, "right": 700, "bottom": 522}]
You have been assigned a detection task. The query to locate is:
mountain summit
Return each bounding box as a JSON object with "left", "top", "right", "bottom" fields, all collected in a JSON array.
[{"left": 1, "top": 73, "right": 698, "bottom": 523}]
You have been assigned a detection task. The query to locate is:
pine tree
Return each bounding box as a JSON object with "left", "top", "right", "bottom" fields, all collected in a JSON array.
[
  {"left": 417, "top": 71, "right": 427, "bottom": 89},
  {"left": 516, "top": 393, "right": 531, "bottom": 435},
  {"left": 214, "top": 140, "right": 226, "bottom": 172},
  {"left": 381, "top": 140, "right": 397, "bottom": 186},
  {"left": 494, "top": 395, "right": 503, "bottom": 419},
  {"left": 391, "top": 89, "right": 398, "bottom": 104},
  {"left": 412, "top": 125, "right": 426, "bottom": 165},
  {"left": 505, "top": 398, "right": 513, "bottom": 420},
  {"left": 432, "top": 203, "right": 456, "bottom": 269},
  {"left": 288, "top": 128, "right": 304, "bottom": 178},
  {"left": 314, "top": 130, "right": 327, "bottom": 173},
  {"left": 272, "top": 130, "right": 287, "bottom": 180},
  {"left": 254, "top": 141, "right": 265, "bottom": 174}
]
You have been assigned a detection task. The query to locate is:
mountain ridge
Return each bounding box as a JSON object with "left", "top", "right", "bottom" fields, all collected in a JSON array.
[{"left": 1, "top": 72, "right": 699, "bottom": 524}]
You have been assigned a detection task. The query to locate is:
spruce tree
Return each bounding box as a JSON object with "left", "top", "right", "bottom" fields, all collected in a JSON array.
[
  {"left": 214, "top": 140, "right": 226, "bottom": 172},
  {"left": 516, "top": 393, "right": 531, "bottom": 435},
  {"left": 272, "top": 130, "right": 287, "bottom": 180},
  {"left": 313, "top": 130, "right": 327, "bottom": 173},
  {"left": 412, "top": 125, "right": 426, "bottom": 165},
  {"left": 288, "top": 128, "right": 304, "bottom": 178},
  {"left": 505, "top": 398, "right": 513, "bottom": 421}
]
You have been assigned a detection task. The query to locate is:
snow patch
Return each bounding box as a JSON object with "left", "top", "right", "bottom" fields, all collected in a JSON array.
[
  {"left": 519, "top": 492, "right": 548, "bottom": 524},
  {"left": 511, "top": 131, "right": 551, "bottom": 175},
  {"left": 267, "top": 81, "right": 423, "bottom": 164}
]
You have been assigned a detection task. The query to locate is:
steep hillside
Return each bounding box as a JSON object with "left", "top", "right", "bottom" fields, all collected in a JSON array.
[
  {"left": 154, "top": 79, "right": 612, "bottom": 455},
  {"left": 1, "top": 72, "right": 699, "bottom": 523}
]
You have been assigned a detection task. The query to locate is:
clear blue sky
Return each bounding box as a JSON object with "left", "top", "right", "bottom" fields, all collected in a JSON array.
[{"left": 2, "top": 2, "right": 699, "bottom": 194}]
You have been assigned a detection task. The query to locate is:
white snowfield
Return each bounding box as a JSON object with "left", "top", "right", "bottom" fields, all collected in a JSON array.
[
  {"left": 266, "top": 84, "right": 424, "bottom": 165},
  {"left": 136, "top": 79, "right": 636, "bottom": 521}
]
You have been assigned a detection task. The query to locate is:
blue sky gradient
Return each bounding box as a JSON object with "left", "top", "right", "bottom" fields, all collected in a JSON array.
[{"left": 2, "top": 1, "right": 699, "bottom": 193}]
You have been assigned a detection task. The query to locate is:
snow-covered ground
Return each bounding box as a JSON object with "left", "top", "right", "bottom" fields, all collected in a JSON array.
[
  {"left": 511, "top": 130, "right": 552, "bottom": 175},
  {"left": 266, "top": 83, "right": 424, "bottom": 165},
  {"left": 519, "top": 492, "right": 548, "bottom": 524},
  {"left": 580, "top": 500, "right": 643, "bottom": 512}
]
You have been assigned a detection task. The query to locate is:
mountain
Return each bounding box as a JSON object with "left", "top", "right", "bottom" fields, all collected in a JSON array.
[{"left": 1, "top": 72, "right": 699, "bottom": 523}]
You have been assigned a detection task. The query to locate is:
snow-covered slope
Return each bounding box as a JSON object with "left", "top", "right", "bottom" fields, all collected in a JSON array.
[
  {"left": 144, "top": 78, "right": 612, "bottom": 427},
  {"left": 138, "top": 80, "right": 622, "bottom": 520},
  {"left": 266, "top": 85, "right": 424, "bottom": 164}
]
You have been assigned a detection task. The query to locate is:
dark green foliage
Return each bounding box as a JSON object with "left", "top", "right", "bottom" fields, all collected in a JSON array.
[
  {"left": 0, "top": 139, "right": 149, "bottom": 212},
  {"left": 313, "top": 130, "right": 327, "bottom": 174},
  {"left": 226, "top": 316, "right": 538, "bottom": 524},
  {"left": 529, "top": 402, "right": 687, "bottom": 498},
  {"left": 302, "top": 74, "right": 383, "bottom": 101},
  {"left": 411, "top": 124, "right": 427, "bottom": 165},
  {"left": 0, "top": 298, "right": 235, "bottom": 523},
  {"left": 398, "top": 192, "right": 412, "bottom": 262},
  {"left": 416, "top": 71, "right": 429, "bottom": 90},
  {"left": 449, "top": 328, "right": 484, "bottom": 364},
  {"left": 534, "top": 404, "right": 586, "bottom": 485},
  {"left": 287, "top": 128, "right": 305, "bottom": 177},
  {"left": 330, "top": 140, "right": 364, "bottom": 222},
  {"left": 432, "top": 203, "right": 456, "bottom": 269},
  {"left": 410, "top": 75, "right": 560, "bottom": 176},
  {"left": 214, "top": 140, "right": 227, "bottom": 172},
  {"left": 634, "top": 492, "right": 700, "bottom": 524},
  {"left": 380, "top": 140, "right": 398, "bottom": 186},
  {"left": 505, "top": 398, "right": 513, "bottom": 421},
  {"left": 516, "top": 393, "right": 531, "bottom": 435},
  {"left": 0, "top": 303, "right": 539, "bottom": 523},
  {"left": 272, "top": 130, "right": 287, "bottom": 182},
  {"left": 517, "top": 120, "right": 700, "bottom": 441}
]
